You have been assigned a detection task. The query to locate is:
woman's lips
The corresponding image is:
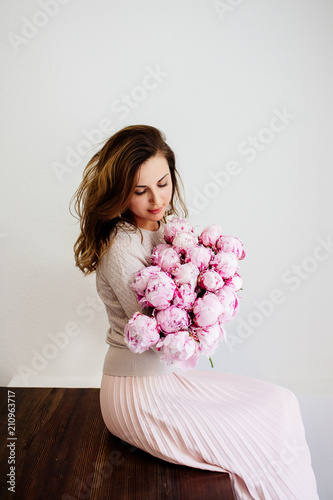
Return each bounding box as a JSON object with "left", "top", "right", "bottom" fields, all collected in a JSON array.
[{"left": 148, "top": 207, "right": 163, "bottom": 214}]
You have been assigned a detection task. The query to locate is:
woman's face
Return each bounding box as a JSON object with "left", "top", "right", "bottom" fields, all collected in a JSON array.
[{"left": 128, "top": 154, "right": 173, "bottom": 231}]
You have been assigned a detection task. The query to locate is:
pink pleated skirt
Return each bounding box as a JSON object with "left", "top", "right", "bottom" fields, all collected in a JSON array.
[{"left": 100, "top": 369, "right": 319, "bottom": 500}]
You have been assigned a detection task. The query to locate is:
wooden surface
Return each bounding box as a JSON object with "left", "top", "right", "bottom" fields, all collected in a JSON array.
[{"left": 0, "top": 387, "right": 235, "bottom": 500}]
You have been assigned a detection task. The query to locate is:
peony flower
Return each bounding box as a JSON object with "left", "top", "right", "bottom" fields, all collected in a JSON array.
[
  {"left": 214, "top": 285, "right": 239, "bottom": 322},
  {"left": 130, "top": 265, "right": 161, "bottom": 297},
  {"left": 125, "top": 217, "right": 246, "bottom": 371},
  {"left": 210, "top": 252, "right": 239, "bottom": 279},
  {"left": 173, "top": 263, "right": 200, "bottom": 289},
  {"left": 137, "top": 294, "right": 152, "bottom": 309},
  {"left": 224, "top": 273, "right": 243, "bottom": 292},
  {"left": 216, "top": 235, "right": 246, "bottom": 260},
  {"left": 173, "top": 283, "right": 196, "bottom": 310},
  {"left": 145, "top": 272, "right": 176, "bottom": 310},
  {"left": 124, "top": 312, "right": 160, "bottom": 353},
  {"left": 185, "top": 245, "right": 212, "bottom": 271},
  {"left": 197, "top": 269, "right": 224, "bottom": 292},
  {"left": 191, "top": 321, "right": 226, "bottom": 357},
  {"left": 156, "top": 331, "right": 200, "bottom": 370},
  {"left": 151, "top": 243, "right": 181, "bottom": 273},
  {"left": 164, "top": 217, "right": 194, "bottom": 244},
  {"left": 172, "top": 232, "right": 199, "bottom": 253},
  {"left": 193, "top": 292, "right": 224, "bottom": 327},
  {"left": 155, "top": 305, "right": 190, "bottom": 333},
  {"left": 198, "top": 225, "right": 223, "bottom": 248}
]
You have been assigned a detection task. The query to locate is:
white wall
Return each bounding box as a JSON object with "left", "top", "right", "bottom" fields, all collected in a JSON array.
[{"left": 1, "top": 0, "right": 332, "bottom": 497}]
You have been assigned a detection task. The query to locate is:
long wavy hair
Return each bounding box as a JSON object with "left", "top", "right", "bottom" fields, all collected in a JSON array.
[{"left": 70, "top": 124, "right": 188, "bottom": 275}]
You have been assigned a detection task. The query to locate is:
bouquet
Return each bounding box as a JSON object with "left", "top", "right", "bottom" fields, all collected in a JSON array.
[{"left": 124, "top": 217, "right": 245, "bottom": 370}]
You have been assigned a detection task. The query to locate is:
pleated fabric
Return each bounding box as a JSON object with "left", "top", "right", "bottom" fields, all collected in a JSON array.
[{"left": 100, "top": 370, "right": 319, "bottom": 500}]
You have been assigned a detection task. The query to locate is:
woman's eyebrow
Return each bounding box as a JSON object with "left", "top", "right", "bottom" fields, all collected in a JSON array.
[{"left": 136, "top": 172, "right": 169, "bottom": 188}]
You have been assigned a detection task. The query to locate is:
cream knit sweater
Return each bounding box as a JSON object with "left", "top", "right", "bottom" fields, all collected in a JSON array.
[
  {"left": 96, "top": 220, "right": 165, "bottom": 348},
  {"left": 96, "top": 220, "right": 177, "bottom": 376}
]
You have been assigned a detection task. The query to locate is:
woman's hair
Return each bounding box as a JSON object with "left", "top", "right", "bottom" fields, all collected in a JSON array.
[{"left": 70, "top": 124, "right": 188, "bottom": 275}]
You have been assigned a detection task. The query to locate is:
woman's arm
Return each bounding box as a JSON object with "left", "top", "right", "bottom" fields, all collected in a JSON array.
[{"left": 97, "top": 231, "right": 151, "bottom": 321}]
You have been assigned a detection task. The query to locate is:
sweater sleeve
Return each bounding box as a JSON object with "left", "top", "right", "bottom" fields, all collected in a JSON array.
[{"left": 97, "top": 230, "right": 151, "bottom": 321}]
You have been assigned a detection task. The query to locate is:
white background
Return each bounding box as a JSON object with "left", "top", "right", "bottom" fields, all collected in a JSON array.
[{"left": 1, "top": 0, "right": 332, "bottom": 497}]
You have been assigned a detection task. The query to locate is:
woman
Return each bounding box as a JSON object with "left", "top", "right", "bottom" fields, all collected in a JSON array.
[{"left": 71, "top": 125, "right": 319, "bottom": 499}]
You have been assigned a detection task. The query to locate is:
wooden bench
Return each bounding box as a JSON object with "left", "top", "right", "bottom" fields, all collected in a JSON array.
[{"left": 0, "top": 387, "right": 235, "bottom": 499}]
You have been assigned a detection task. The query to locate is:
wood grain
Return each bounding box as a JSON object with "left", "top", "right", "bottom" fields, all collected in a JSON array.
[{"left": 0, "top": 387, "right": 235, "bottom": 499}]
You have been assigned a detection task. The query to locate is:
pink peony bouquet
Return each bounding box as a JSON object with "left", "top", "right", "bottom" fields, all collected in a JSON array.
[{"left": 124, "top": 217, "right": 245, "bottom": 370}]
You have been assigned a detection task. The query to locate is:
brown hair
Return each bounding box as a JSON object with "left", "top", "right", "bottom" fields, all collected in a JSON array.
[{"left": 70, "top": 124, "right": 188, "bottom": 275}]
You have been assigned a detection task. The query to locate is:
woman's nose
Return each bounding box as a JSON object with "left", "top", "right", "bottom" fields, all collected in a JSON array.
[{"left": 149, "top": 189, "right": 160, "bottom": 205}]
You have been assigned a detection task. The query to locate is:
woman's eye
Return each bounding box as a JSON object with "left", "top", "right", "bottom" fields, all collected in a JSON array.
[{"left": 135, "top": 183, "right": 168, "bottom": 196}]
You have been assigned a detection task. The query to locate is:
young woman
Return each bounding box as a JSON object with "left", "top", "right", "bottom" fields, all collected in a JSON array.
[{"left": 71, "top": 125, "right": 319, "bottom": 500}]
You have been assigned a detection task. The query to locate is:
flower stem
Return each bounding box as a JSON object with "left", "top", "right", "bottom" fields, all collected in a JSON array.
[{"left": 209, "top": 357, "right": 214, "bottom": 368}]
